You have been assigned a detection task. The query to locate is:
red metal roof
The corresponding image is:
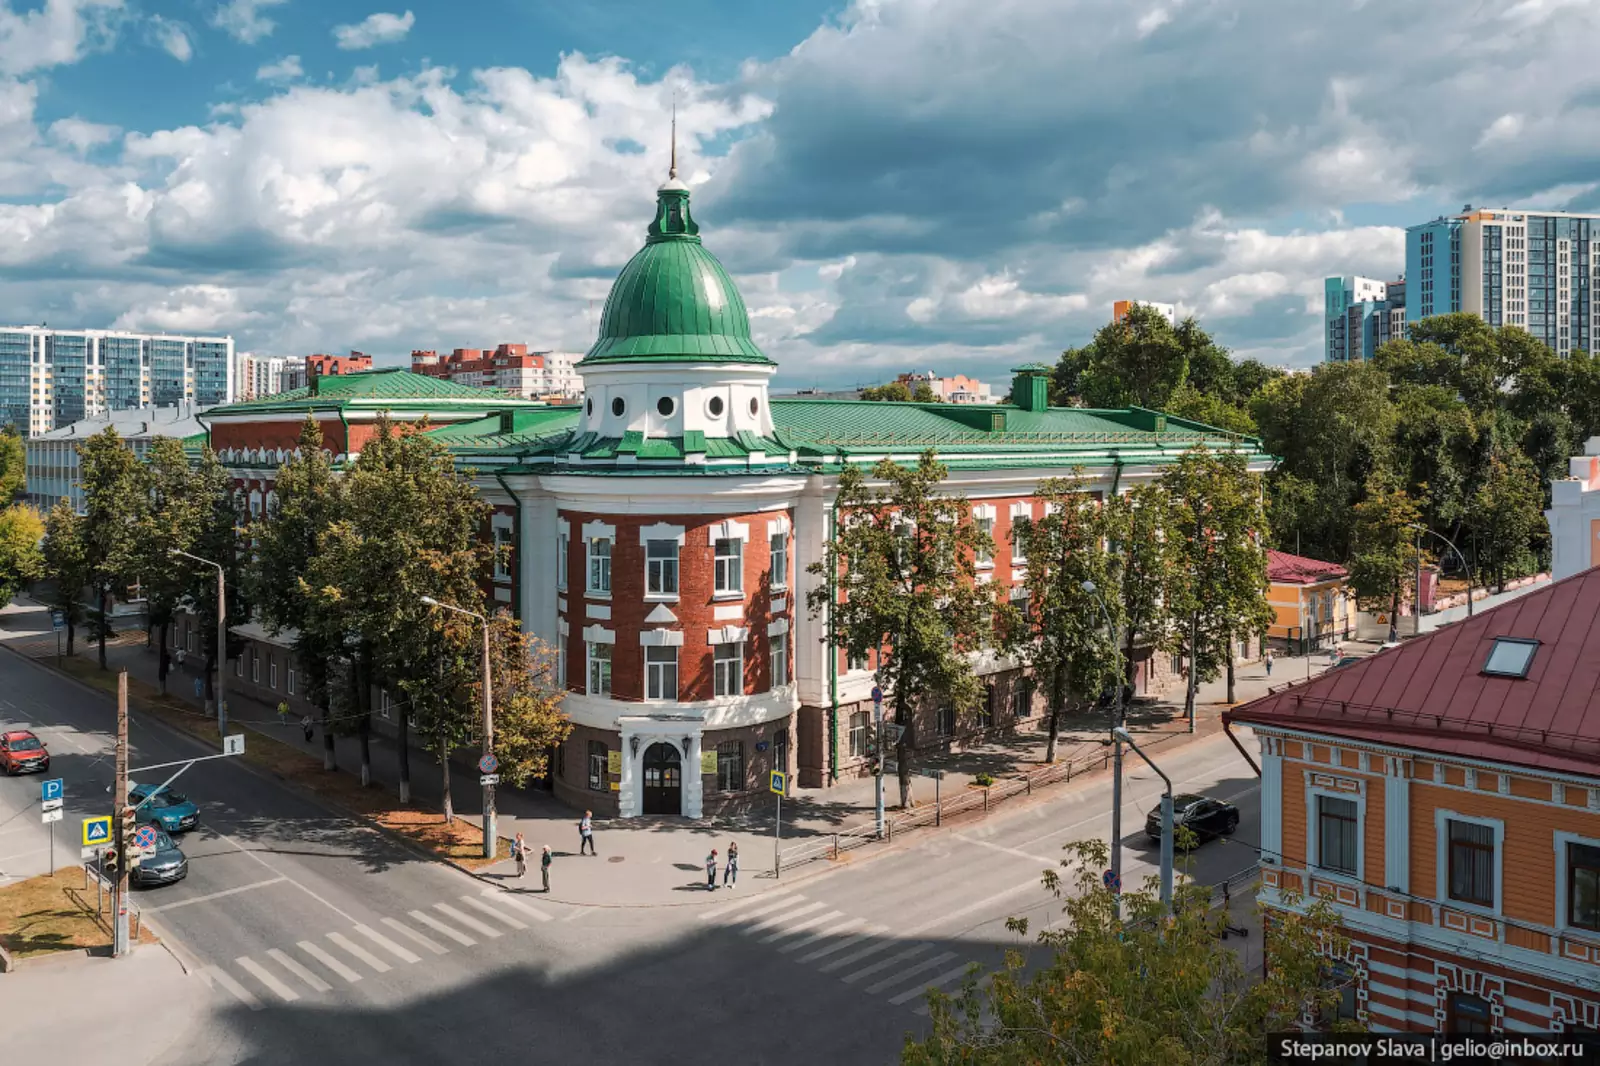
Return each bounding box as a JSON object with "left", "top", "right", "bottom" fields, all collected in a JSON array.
[
  {"left": 1266, "top": 549, "right": 1348, "bottom": 585},
  {"left": 1226, "top": 566, "right": 1600, "bottom": 779}
]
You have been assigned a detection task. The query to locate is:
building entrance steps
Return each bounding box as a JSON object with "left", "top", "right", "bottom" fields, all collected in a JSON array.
[{"left": 0, "top": 596, "right": 1350, "bottom": 908}]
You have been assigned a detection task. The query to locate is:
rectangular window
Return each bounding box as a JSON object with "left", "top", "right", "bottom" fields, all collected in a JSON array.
[
  {"left": 287, "top": 668, "right": 295, "bottom": 696},
  {"left": 847, "top": 649, "right": 869, "bottom": 673},
  {"left": 1012, "top": 677, "right": 1032, "bottom": 719},
  {"left": 557, "top": 640, "right": 566, "bottom": 687},
  {"left": 770, "top": 632, "right": 788, "bottom": 689},
  {"left": 716, "top": 740, "right": 744, "bottom": 792},
  {"left": 1317, "top": 795, "right": 1358, "bottom": 876},
  {"left": 978, "top": 684, "right": 995, "bottom": 730},
  {"left": 646, "top": 539, "right": 679, "bottom": 596},
  {"left": 378, "top": 690, "right": 392, "bottom": 720},
  {"left": 645, "top": 646, "right": 678, "bottom": 702},
  {"left": 1447, "top": 993, "right": 1492, "bottom": 1035},
  {"left": 848, "top": 710, "right": 870, "bottom": 758},
  {"left": 713, "top": 642, "right": 743, "bottom": 697},
  {"left": 235, "top": 654, "right": 243, "bottom": 677},
  {"left": 587, "top": 642, "right": 612, "bottom": 697},
  {"left": 974, "top": 516, "right": 994, "bottom": 566},
  {"left": 1568, "top": 842, "right": 1600, "bottom": 931},
  {"left": 1447, "top": 819, "right": 1496, "bottom": 907},
  {"left": 714, "top": 538, "right": 742, "bottom": 595},
  {"left": 587, "top": 537, "right": 612, "bottom": 595},
  {"left": 492, "top": 525, "right": 512, "bottom": 581},
  {"left": 250, "top": 652, "right": 259, "bottom": 683},
  {"left": 557, "top": 532, "right": 568, "bottom": 590},
  {"left": 1010, "top": 522, "right": 1027, "bottom": 564},
  {"left": 769, "top": 531, "right": 789, "bottom": 590},
  {"left": 588, "top": 740, "right": 606, "bottom": 791},
  {"left": 937, "top": 701, "right": 955, "bottom": 738},
  {"left": 269, "top": 660, "right": 277, "bottom": 690}
]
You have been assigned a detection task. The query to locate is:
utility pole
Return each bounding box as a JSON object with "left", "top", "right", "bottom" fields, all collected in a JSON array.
[
  {"left": 169, "top": 549, "right": 226, "bottom": 738},
  {"left": 872, "top": 684, "right": 884, "bottom": 839},
  {"left": 1083, "top": 580, "right": 1125, "bottom": 916},
  {"left": 481, "top": 616, "right": 496, "bottom": 860},
  {"left": 113, "top": 672, "right": 131, "bottom": 957},
  {"left": 1116, "top": 727, "right": 1173, "bottom": 910},
  {"left": 1414, "top": 528, "right": 1423, "bottom": 638}
]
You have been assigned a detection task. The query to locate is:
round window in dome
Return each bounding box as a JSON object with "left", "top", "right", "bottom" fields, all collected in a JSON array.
[
  {"left": 656, "top": 396, "right": 675, "bottom": 417},
  {"left": 749, "top": 398, "right": 760, "bottom": 416},
  {"left": 707, "top": 395, "right": 725, "bottom": 417},
  {"left": 611, "top": 397, "right": 626, "bottom": 417},
  {"left": 585, "top": 397, "right": 593, "bottom": 417}
]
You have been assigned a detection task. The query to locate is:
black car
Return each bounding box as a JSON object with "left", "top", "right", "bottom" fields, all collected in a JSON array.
[
  {"left": 129, "top": 823, "right": 189, "bottom": 888},
  {"left": 1144, "top": 793, "right": 1240, "bottom": 847}
]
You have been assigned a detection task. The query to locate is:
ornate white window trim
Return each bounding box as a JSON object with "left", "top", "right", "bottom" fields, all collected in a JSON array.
[
  {"left": 1553, "top": 830, "right": 1600, "bottom": 937},
  {"left": 558, "top": 619, "right": 570, "bottom": 637},
  {"left": 1435, "top": 808, "right": 1505, "bottom": 919},
  {"left": 639, "top": 522, "right": 685, "bottom": 546},
  {"left": 639, "top": 629, "right": 685, "bottom": 647},
  {"left": 707, "top": 518, "right": 750, "bottom": 545},
  {"left": 971, "top": 503, "right": 996, "bottom": 521},
  {"left": 766, "top": 514, "right": 791, "bottom": 537},
  {"left": 768, "top": 618, "right": 790, "bottom": 637},
  {"left": 582, "top": 519, "right": 616, "bottom": 542},
  {"left": 1009, "top": 501, "right": 1035, "bottom": 520},
  {"left": 582, "top": 624, "right": 616, "bottom": 645},
  {"left": 556, "top": 518, "right": 570, "bottom": 537},
  {"left": 707, "top": 625, "right": 749, "bottom": 645}
]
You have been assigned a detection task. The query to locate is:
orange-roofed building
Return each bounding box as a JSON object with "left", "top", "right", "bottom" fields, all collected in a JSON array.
[{"left": 1266, "top": 549, "right": 1355, "bottom": 653}]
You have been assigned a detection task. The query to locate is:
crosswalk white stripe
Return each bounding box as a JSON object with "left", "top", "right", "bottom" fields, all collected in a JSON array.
[
  {"left": 199, "top": 965, "right": 264, "bottom": 1010},
  {"left": 760, "top": 908, "right": 844, "bottom": 945},
  {"left": 799, "top": 925, "right": 887, "bottom": 964},
  {"left": 742, "top": 900, "right": 825, "bottom": 936},
  {"left": 698, "top": 892, "right": 802, "bottom": 922},
  {"left": 914, "top": 973, "right": 993, "bottom": 1016},
  {"left": 434, "top": 902, "right": 503, "bottom": 939},
  {"left": 816, "top": 933, "right": 897, "bottom": 972},
  {"left": 460, "top": 895, "right": 526, "bottom": 930},
  {"left": 410, "top": 909, "right": 476, "bottom": 946},
  {"left": 382, "top": 917, "right": 447, "bottom": 955},
  {"left": 327, "top": 931, "right": 391, "bottom": 973},
  {"left": 866, "top": 951, "right": 958, "bottom": 994},
  {"left": 267, "top": 948, "right": 332, "bottom": 992},
  {"left": 481, "top": 890, "right": 553, "bottom": 922},
  {"left": 889, "top": 963, "right": 977, "bottom": 1006},
  {"left": 236, "top": 956, "right": 301, "bottom": 1002},
  {"left": 841, "top": 944, "right": 931, "bottom": 984},
  {"left": 354, "top": 924, "right": 421, "bottom": 964},
  {"left": 297, "top": 940, "right": 362, "bottom": 984},
  {"left": 780, "top": 916, "right": 863, "bottom": 954}
]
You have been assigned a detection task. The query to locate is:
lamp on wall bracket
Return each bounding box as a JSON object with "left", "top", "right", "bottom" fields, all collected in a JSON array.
[
  {"left": 683, "top": 736, "right": 692, "bottom": 753},
  {"left": 629, "top": 735, "right": 639, "bottom": 757}
]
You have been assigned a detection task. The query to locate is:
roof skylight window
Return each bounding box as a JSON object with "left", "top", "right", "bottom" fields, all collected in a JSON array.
[{"left": 1482, "top": 637, "right": 1539, "bottom": 679}]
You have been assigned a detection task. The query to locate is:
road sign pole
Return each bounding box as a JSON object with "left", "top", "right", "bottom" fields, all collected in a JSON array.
[
  {"left": 872, "top": 691, "right": 885, "bottom": 840},
  {"left": 49, "top": 819, "right": 54, "bottom": 875},
  {"left": 481, "top": 620, "right": 496, "bottom": 860},
  {"left": 113, "top": 671, "right": 130, "bottom": 958},
  {"left": 774, "top": 789, "right": 781, "bottom": 879}
]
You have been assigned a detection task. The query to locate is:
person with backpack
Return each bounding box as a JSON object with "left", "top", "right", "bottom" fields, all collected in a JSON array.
[
  {"left": 724, "top": 841, "right": 739, "bottom": 888},
  {"left": 578, "top": 810, "right": 596, "bottom": 855},
  {"left": 1264, "top": 648, "right": 1274, "bottom": 677},
  {"left": 706, "top": 849, "right": 718, "bottom": 890},
  {"left": 540, "top": 845, "right": 552, "bottom": 892}
]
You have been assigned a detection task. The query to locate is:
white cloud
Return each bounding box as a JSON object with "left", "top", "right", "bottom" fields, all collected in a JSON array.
[
  {"left": 817, "top": 254, "right": 855, "bottom": 280},
  {"left": 211, "top": 0, "right": 286, "bottom": 45},
  {"left": 48, "top": 115, "right": 117, "bottom": 152},
  {"left": 332, "top": 10, "right": 414, "bottom": 50},
  {"left": 147, "top": 16, "right": 191, "bottom": 62},
  {"left": 113, "top": 284, "right": 260, "bottom": 334},
  {"left": 256, "top": 54, "right": 302, "bottom": 83},
  {"left": 0, "top": 0, "right": 122, "bottom": 77},
  {"left": 1477, "top": 113, "right": 1523, "bottom": 148}
]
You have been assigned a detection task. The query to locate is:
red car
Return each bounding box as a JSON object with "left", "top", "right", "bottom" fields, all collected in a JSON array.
[{"left": 0, "top": 730, "right": 49, "bottom": 774}]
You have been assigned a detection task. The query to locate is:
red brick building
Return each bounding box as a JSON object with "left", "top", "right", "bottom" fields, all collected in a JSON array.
[{"left": 1227, "top": 568, "right": 1600, "bottom": 1034}]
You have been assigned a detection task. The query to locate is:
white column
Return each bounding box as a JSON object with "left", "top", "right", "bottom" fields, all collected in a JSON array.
[
  {"left": 618, "top": 734, "right": 638, "bottom": 818},
  {"left": 1385, "top": 766, "right": 1410, "bottom": 893},
  {"left": 682, "top": 734, "right": 704, "bottom": 819},
  {"left": 520, "top": 486, "right": 558, "bottom": 646},
  {"left": 1260, "top": 739, "right": 1282, "bottom": 866},
  {"left": 793, "top": 484, "right": 828, "bottom": 707}
]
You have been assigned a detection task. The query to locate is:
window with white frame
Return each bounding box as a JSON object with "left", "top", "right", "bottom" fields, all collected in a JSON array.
[
  {"left": 1446, "top": 817, "right": 1497, "bottom": 908},
  {"left": 770, "top": 631, "right": 788, "bottom": 689},
  {"left": 556, "top": 641, "right": 566, "bottom": 687},
  {"left": 769, "top": 531, "right": 788, "bottom": 590},
  {"left": 379, "top": 690, "right": 392, "bottom": 720},
  {"left": 1565, "top": 839, "right": 1600, "bottom": 932},
  {"left": 1012, "top": 677, "right": 1032, "bottom": 718},
  {"left": 848, "top": 710, "right": 870, "bottom": 757},
  {"left": 587, "top": 537, "right": 612, "bottom": 595},
  {"left": 1316, "top": 795, "right": 1358, "bottom": 876},
  {"left": 287, "top": 667, "right": 295, "bottom": 696},
  {"left": 645, "top": 646, "right": 678, "bottom": 701},
  {"left": 587, "top": 642, "right": 612, "bottom": 696},
  {"left": 716, "top": 740, "right": 744, "bottom": 792},
  {"left": 250, "top": 652, "right": 259, "bottom": 683},
  {"left": 557, "top": 532, "right": 568, "bottom": 590},
  {"left": 646, "top": 539, "right": 679, "bottom": 597},
  {"left": 847, "top": 648, "right": 869, "bottom": 673},
  {"left": 587, "top": 741, "right": 606, "bottom": 791},
  {"left": 269, "top": 660, "right": 277, "bottom": 690},
  {"left": 1010, "top": 518, "right": 1028, "bottom": 564},
  {"left": 974, "top": 516, "right": 994, "bottom": 566},
  {"left": 493, "top": 525, "right": 512, "bottom": 581},
  {"left": 714, "top": 538, "right": 742, "bottom": 595},
  {"left": 713, "top": 642, "right": 743, "bottom": 697}
]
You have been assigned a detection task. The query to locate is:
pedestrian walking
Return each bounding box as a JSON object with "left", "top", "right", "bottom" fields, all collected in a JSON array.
[
  {"left": 578, "top": 810, "right": 596, "bottom": 855},
  {"left": 278, "top": 700, "right": 290, "bottom": 728},
  {"left": 706, "top": 849, "right": 718, "bottom": 890},
  {"left": 540, "top": 845, "right": 552, "bottom": 892},
  {"left": 724, "top": 842, "right": 738, "bottom": 888},
  {"left": 513, "top": 833, "right": 527, "bottom": 878},
  {"left": 301, "top": 714, "right": 314, "bottom": 743},
  {"left": 193, "top": 676, "right": 203, "bottom": 700},
  {"left": 1264, "top": 649, "right": 1274, "bottom": 677}
]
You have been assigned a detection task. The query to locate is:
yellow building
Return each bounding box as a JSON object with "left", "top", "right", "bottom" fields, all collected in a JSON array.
[{"left": 1266, "top": 549, "right": 1354, "bottom": 652}]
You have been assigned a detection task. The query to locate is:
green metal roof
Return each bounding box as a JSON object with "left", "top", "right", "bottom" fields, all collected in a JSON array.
[
  {"left": 578, "top": 182, "right": 773, "bottom": 367},
  {"left": 210, "top": 368, "right": 540, "bottom": 415}
]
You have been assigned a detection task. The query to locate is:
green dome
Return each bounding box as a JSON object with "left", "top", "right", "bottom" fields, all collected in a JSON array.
[{"left": 579, "top": 181, "right": 774, "bottom": 367}]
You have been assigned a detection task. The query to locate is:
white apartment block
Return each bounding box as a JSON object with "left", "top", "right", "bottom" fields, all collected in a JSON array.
[{"left": 0, "top": 326, "right": 234, "bottom": 437}]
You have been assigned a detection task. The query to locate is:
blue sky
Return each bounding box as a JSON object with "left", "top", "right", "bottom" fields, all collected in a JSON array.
[{"left": 1, "top": 0, "right": 1596, "bottom": 390}]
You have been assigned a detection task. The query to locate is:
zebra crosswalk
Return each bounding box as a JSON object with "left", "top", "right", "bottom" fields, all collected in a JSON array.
[
  {"left": 697, "top": 891, "right": 989, "bottom": 1016},
  {"left": 195, "top": 889, "right": 557, "bottom": 1011}
]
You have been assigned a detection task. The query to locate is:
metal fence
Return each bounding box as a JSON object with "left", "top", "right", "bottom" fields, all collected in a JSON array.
[
  {"left": 777, "top": 744, "right": 1115, "bottom": 872},
  {"left": 82, "top": 860, "right": 141, "bottom": 941}
]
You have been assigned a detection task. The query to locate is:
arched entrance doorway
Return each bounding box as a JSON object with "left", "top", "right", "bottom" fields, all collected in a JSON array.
[{"left": 642, "top": 742, "right": 682, "bottom": 816}]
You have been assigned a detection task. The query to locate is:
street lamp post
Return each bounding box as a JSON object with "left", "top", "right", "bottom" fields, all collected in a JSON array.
[
  {"left": 1082, "top": 579, "right": 1125, "bottom": 913},
  {"left": 1114, "top": 726, "right": 1174, "bottom": 909},
  {"left": 169, "top": 549, "right": 226, "bottom": 739},
  {"left": 1409, "top": 523, "right": 1475, "bottom": 619},
  {"left": 421, "top": 596, "right": 496, "bottom": 859}
]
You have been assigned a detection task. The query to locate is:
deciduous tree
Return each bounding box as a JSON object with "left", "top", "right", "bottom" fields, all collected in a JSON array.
[
  {"left": 1466, "top": 449, "right": 1546, "bottom": 592},
  {"left": 861, "top": 382, "right": 913, "bottom": 402},
  {"left": 1349, "top": 477, "right": 1423, "bottom": 643},
  {"left": 41, "top": 501, "right": 87, "bottom": 655},
  {"left": 1103, "top": 483, "right": 1179, "bottom": 703},
  {"left": 0, "top": 426, "right": 26, "bottom": 502},
  {"left": 136, "top": 438, "right": 207, "bottom": 694},
  {"left": 0, "top": 503, "right": 44, "bottom": 604},
  {"left": 1076, "top": 303, "right": 1188, "bottom": 409},
  {"left": 78, "top": 428, "right": 149, "bottom": 669}
]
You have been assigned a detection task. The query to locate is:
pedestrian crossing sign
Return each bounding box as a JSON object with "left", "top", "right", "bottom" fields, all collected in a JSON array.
[
  {"left": 82, "top": 815, "right": 111, "bottom": 846},
  {"left": 769, "top": 771, "right": 786, "bottom": 795}
]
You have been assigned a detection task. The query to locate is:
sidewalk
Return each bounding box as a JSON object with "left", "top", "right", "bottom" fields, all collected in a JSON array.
[{"left": 0, "top": 597, "right": 1356, "bottom": 908}]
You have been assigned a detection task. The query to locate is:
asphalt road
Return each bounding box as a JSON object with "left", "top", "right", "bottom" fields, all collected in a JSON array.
[{"left": 1, "top": 647, "right": 1260, "bottom": 1066}]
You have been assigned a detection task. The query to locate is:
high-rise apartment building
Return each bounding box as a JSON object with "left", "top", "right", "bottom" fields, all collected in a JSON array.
[
  {"left": 410, "top": 344, "right": 582, "bottom": 399},
  {"left": 0, "top": 326, "right": 233, "bottom": 435},
  {"left": 1407, "top": 208, "right": 1597, "bottom": 356},
  {"left": 282, "top": 352, "right": 372, "bottom": 391},
  {"left": 1324, "top": 276, "right": 1407, "bottom": 362},
  {"left": 236, "top": 354, "right": 303, "bottom": 401},
  {"left": 1111, "top": 299, "right": 1178, "bottom": 327}
]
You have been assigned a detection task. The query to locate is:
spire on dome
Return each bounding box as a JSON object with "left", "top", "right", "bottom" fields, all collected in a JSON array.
[
  {"left": 657, "top": 93, "right": 689, "bottom": 196},
  {"left": 649, "top": 97, "right": 697, "bottom": 242}
]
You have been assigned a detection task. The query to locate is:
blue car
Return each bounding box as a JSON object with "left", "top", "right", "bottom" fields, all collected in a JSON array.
[{"left": 129, "top": 782, "right": 200, "bottom": 833}]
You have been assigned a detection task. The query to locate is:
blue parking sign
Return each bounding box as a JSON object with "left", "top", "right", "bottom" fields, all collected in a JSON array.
[{"left": 42, "top": 778, "right": 63, "bottom": 803}]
